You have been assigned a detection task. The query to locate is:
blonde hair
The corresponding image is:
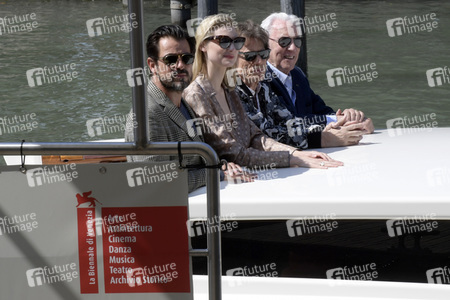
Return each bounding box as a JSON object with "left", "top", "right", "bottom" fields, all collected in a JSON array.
[{"left": 192, "top": 13, "right": 238, "bottom": 89}]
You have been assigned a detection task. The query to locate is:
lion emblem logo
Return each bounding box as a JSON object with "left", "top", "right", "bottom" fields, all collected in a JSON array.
[{"left": 76, "top": 191, "right": 102, "bottom": 207}]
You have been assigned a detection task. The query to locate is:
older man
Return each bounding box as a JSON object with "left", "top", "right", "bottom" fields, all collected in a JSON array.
[{"left": 261, "top": 13, "right": 374, "bottom": 148}]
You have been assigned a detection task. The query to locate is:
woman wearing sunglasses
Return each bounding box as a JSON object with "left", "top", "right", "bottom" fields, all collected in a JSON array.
[
  {"left": 235, "top": 20, "right": 310, "bottom": 150},
  {"left": 184, "top": 14, "right": 342, "bottom": 170}
]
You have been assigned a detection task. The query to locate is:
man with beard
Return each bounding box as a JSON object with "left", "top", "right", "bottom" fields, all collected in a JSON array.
[
  {"left": 125, "top": 25, "right": 251, "bottom": 191},
  {"left": 124, "top": 25, "right": 206, "bottom": 192}
]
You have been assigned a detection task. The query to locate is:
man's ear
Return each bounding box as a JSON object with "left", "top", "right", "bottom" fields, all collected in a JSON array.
[{"left": 147, "top": 57, "right": 157, "bottom": 74}]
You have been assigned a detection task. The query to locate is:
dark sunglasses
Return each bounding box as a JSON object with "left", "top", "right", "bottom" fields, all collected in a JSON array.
[
  {"left": 269, "top": 36, "right": 302, "bottom": 48},
  {"left": 239, "top": 49, "right": 271, "bottom": 62},
  {"left": 158, "top": 53, "right": 194, "bottom": 65},
  {"left": 204, "top": 35, "right": 246, "bottom": 50}
]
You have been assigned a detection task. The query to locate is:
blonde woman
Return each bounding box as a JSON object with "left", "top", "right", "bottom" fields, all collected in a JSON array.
[{"left": 183, "top": 14, "right": 342, "bottom": 169}]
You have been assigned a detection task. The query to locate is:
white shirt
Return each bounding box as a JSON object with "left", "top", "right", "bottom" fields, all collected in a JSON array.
[
  {"left": 267, "top": 62, "right": 296, "bottom": 105},
  {"left": 267, "top": 62, "right": 336, "bottom": 124}
]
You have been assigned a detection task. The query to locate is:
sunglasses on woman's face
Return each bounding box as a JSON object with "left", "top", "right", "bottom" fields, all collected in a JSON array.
[
  {"left": 204, "top": 35, "right": 246, "bottom": 50},
  {"left": 269, "top": 36, "right": 302, "bottom": 48},
  {"left": 239, "top": 49, "right": 271, "bottom": 62},
  {"left": 158, "top": 53, "right": 195, "bottom": 65}
]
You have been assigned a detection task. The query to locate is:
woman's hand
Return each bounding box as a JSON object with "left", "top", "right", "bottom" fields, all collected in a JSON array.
[
  {"left": 222, "top": 162, "right": 258, "bottom": 182},
  {"left": 289, "top": 150, "right": 344, "bottom": 169}
]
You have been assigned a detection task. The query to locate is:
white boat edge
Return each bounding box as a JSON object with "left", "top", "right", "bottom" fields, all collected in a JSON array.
[{"left": 193, "top": 275, "right": 450, "bottom": 300}]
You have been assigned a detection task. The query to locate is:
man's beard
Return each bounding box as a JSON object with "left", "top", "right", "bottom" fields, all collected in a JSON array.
[{"left": 157, "top": 70, "right": 191, "bottom": 92}]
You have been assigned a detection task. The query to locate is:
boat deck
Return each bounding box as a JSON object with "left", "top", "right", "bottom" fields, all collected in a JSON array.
[{"left": 189, "top": 128, "right": 450, "bottom": 219}]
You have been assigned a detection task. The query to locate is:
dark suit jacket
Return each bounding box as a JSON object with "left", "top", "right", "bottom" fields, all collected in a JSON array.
[
  {"left": 125, "top": 80, "right": 206, "bottom": 193},
  {"left": 267, "top": 65, "right": 335, "bottom": 127}
]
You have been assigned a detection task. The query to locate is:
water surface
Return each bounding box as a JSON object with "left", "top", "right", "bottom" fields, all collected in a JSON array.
[{"left": 0, "top": 0, "right": 448, "bottom": 148}]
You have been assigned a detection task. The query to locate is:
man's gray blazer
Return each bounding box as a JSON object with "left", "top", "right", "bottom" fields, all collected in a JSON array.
[{"left": 125, "top": 80, "right": 206, "bottom": 192}]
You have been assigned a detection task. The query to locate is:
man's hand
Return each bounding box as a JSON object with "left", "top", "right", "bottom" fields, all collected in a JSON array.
[
  {"left": 335, "top": 108, "right": 374, "bottom": 134},
  {"left": 335, "top": 108, "right": 365, "bottom": 125},
  {"left": 321, "top": 122, "right": 365, "bottom": 147},
  {"left": 360, "top": 118, "right": 374, "bottom": 134},
  {"left": 289, "top": 150, "right": 344, "bottom": 169}
]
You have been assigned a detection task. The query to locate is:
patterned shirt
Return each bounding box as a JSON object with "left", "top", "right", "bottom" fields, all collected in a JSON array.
[{"left": 236, "top": 81, "right": 309, "bottom": 150}]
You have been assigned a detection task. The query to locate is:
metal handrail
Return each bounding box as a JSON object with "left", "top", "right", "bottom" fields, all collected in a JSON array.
[
  {"left": 0, "top": 0, "right": 222, "bottom": 299},
  {"left": 0, "top": 141, "right": 222, "bottom": 300}
]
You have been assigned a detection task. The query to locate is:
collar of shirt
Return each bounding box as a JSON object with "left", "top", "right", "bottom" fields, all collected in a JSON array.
[
  {"left": 267, "top": 61, "right": 294, "bottom": 100},
  {"left": 246, "top": 82, "right": 262, "bottom": 96},
  {"left": 267, "top": 61, "right": 290, "bottom": 84},
  {"left": 242, "top": 82, "right": 262, "bottom": 112},
  {"left": 178, "top": 100, "right": 192, "bottom": 120}
]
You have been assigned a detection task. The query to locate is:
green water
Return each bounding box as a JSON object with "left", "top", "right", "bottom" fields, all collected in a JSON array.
[{"left": 0, "top": 0, "right": 449, "bottom": 148}]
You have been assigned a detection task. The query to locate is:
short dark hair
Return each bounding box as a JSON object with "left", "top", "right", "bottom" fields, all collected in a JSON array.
[
  {"left": 146, "top": 24, "right": 195, "bottom": 59},
  {"left": 237, "top": 20, "right": 270, "bottom": 49}
]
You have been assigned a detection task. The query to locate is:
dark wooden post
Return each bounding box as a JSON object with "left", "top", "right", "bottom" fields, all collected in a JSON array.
[
  {"left": 280, "top": 0, "right": 307, "bottom": 76},
  {"left": 170, "top": 0, "right": 193, "bottom": 29},
  {"left": 198, "top": 0, "right": 218, "bottom": 19}
]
